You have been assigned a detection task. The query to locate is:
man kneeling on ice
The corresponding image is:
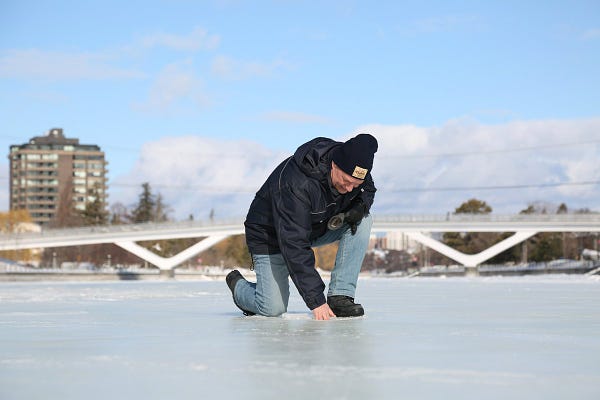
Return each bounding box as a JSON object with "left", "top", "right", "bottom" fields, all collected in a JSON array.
[{"left": 226, "top": 133, "right": 378, "bottom": 320}]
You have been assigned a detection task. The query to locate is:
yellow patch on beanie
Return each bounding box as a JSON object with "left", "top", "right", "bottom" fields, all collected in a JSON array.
[{"left": 352, "top": 166, "right": 368, "bottom": 179}]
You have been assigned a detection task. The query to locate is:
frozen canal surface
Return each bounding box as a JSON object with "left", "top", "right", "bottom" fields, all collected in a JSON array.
[{"left": 1, "top": 276, "right": 599, "bottom": 400}]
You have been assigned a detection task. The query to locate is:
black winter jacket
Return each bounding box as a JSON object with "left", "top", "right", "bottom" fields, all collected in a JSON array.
[{"left": 244, "top": 137, "right": 376, "bottom": 310}]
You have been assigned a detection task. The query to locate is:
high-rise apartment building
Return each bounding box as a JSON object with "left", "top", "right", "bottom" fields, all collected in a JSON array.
[{"left": 8, "top": 128, "right": 108, "bottom": 225}]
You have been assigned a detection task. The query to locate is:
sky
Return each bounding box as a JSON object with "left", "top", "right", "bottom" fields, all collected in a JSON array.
[{"left": 1, "top": 0, "right": 599, "bottom": 221}]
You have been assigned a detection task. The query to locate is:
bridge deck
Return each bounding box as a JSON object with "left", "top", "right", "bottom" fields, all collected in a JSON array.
[{"left": 2, "top": 214, "right": 599, "bottom": 250}]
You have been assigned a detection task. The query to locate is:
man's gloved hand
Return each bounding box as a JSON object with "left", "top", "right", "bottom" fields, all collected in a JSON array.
[{"left": 344, "top": 199, "right": 368, "bottom": 235}]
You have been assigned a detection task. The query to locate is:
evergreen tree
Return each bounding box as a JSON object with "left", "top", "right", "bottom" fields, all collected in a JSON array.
[
  {"left": 529, "top": 233, "right": 563, "bottom": 262},
  {"left": 444, "top": 199, "right": 493, "bottom": 254},
  {"left": 520, "top": 205, "right": 536, "bottom": 214},
  {"left": 81, "top": 184, "right": 108, "bottom": 226},
  {"left": 443, "top": 199, "right": 518, "bottom": 263},
  {"left": 131, "top": 182, "right": 156, "bottom": 223},
  {"left": 557, "top": 203, "right": 568, "bottom": 214},
  {"left": 519, "top": 202, "right": 576, "bottom": 262},
  {"left": 154, "top": 193, "right": 171, "bottom": 222},
  {"left": 454, "top": 198, "right": 492, "bottom": 214}
]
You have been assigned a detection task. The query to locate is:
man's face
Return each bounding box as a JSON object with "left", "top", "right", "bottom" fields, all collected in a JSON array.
[{"left": 330, "top": 161, "right": 364, "bottom": 194}]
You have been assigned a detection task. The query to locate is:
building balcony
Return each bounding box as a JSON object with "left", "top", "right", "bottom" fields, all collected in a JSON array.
[
  {"left": 22, "top": 182, "right": 59, "bottom": 188},
  {"left": 23, "top": 166, "right": 58, "bottom": 171},
  {"left": 26, "top": 205, "right": 57, "bottom": 212},
  {"left": 26, "top": 198, "right": 56, "bottom": 204}
]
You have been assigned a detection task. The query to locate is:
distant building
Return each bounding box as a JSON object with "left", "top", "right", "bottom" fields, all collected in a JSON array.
[
  {"left": 381, "top": 231, "right": 420, "bottom": 252},
  {"left": 368, "top": 232, "right": 421, "bottom": 252},
  {"left": 8, "top": 128, "right": 108, "bottom": 225}
]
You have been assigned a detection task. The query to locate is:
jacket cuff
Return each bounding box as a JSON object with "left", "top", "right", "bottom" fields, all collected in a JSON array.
[{"left": 306, "top": 293, "right": 326, "bottom": 310}]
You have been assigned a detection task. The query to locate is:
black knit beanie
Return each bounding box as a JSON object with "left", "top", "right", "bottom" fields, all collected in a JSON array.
[{"left": 332, "top": 133, "right": 378, "bottom": 180}]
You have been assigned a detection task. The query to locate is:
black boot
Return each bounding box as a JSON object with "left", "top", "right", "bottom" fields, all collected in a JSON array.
[
  {"left": 226, "top": 270, "right": 255, "bottom": 316},
  {"left": 327, "top": 295, "right": 364, "bottom": 317}
]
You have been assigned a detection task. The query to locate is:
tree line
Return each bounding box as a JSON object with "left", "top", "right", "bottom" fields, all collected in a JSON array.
[
  {"left": 361, "top": 198, "right": 597, "bottom": 273},
  {"left": 434, "top": 198, "right": 597, "bottom": 266},
  {"left": 1, "top": 185, "right": 597, "bottom": 270}
]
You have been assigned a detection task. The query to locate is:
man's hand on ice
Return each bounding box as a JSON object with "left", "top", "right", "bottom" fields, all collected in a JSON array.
[{"left": 312, "top": 303, "right": 336, "bottom": 320}]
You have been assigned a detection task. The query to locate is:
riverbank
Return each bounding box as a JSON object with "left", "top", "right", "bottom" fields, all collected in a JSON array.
[{"left": 1, "top": 260, "right": 598, "bottom": 282}]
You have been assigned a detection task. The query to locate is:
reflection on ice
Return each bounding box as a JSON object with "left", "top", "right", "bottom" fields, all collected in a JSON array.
[{"left": 0, "top": 276, "right": 599, "bottom": 400}]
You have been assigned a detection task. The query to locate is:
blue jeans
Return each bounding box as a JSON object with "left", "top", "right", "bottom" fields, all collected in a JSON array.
[{"left": 234, "top": 214, "right": 373, "bottom": 317}]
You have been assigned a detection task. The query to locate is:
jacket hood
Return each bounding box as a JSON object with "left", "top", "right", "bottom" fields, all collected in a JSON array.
[{"left": 292, "top": 137, "right": 340, "bottom": 180}]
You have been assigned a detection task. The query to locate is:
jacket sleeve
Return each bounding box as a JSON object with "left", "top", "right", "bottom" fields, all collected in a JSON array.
[{"left": 272, "top": 182, "right": 326, "bottom": 310}]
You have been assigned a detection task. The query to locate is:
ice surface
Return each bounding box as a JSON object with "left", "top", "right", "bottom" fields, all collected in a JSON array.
[{"left": 1, "top": 276, "right": 599, "bottom": 400}]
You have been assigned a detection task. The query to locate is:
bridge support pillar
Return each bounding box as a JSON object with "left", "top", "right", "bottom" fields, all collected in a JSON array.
[
  {"left": 405, "top": 231, "right": 538, "bottom": 269},
  {"left": 159, "top": 269, "right": 175, "bottom": 279},
  {"left": 115, "top": 235, "right": 230, "bottom": 274}
]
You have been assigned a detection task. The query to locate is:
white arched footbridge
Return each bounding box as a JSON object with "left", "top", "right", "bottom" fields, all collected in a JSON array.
[{"left": 1, "top": 214, "right": 599, "bottom": 275}]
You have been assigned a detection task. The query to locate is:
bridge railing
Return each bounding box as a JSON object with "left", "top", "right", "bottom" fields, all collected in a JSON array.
[
  {"left": 0, "top": 217, "right": 247, "bottom": 240},
  {"left": 372, "top": 213, "right": 600, "bottom": 223}
]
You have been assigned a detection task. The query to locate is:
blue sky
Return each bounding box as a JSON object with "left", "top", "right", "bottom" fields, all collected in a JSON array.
[{"left": 1, "top": 0, "right": 599, "bottom": 219}]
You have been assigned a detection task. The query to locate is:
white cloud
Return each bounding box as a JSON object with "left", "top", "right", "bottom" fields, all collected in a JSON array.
[
  {"left": 0, "top": 25, "right": 219, "bottom": 82},
  {"left": 141, "top": 26, "right": 220, "bottom": 51},
  {"left": 112, "top": 136, "right": 288, "bottom": 220},
  {"left": 356, "top": 118, "right": 600, "bottom": 215},
  {"left": 133, "top": 61, "right": 210, "bottom": 114},
  {"left": 260, "top": 111, "right": 332, "bottom": 124},
  {"left": 0, "top": 49, "right": 145, "bottom": 80},
  {"left": 211, "top": 55, "right": 293, "bottom": 80},
  {"left": 111, "top": 118, "right": 600, "bottom": 220},
  {"left": 559, "top": 148, "right": 600, "bottom": 197}
]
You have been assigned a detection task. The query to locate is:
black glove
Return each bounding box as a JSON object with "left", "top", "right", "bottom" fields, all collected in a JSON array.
[{"left": 344, "top": 199, "right": 368, "bottom": 235}]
